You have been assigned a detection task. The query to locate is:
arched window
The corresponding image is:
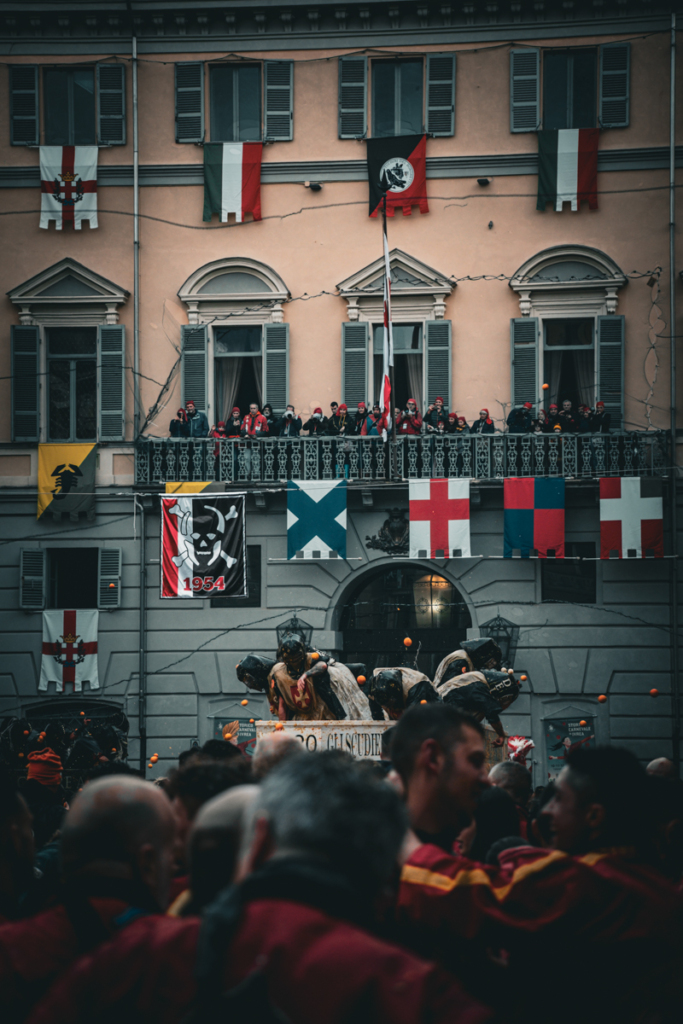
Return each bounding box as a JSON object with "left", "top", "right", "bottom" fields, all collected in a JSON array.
[{"left": 340, "top": 564, "right": 471, "bottom": 678}]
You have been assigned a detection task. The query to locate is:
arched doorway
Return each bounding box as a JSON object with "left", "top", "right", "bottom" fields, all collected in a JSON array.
[{"left": 340, "top": 564, "right": 471, "bottom": 678}]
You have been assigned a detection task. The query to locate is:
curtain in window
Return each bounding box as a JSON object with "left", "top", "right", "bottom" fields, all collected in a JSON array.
[
  {"left": 215, "top": 358, "right": 243, "bottom": 422},
  {"left": 405, "top": 354, "right": 423, "bottom": 407},
  {"left": 574, "top": 349, "right": 596, "bottom": 407},
  {"left": 545, "top": 351, "right": 563, "bottom": 408}
]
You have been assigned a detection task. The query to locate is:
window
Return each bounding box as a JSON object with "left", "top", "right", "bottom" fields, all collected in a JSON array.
[
  {"left": 510, "top": 43, "right": 630, "bottom": 132},
  {"left": 211, "top": 546, "right": 261, "bottom": 608},
  {"left": 9, "top": 64, "right": 125, "bottom": 146},
  {"left": 20, "top": 548, "right": 121, "bottom": 610},
  {"left": 214, "top": 326, "right": 263, "bottom": 420},
  {"left": 175, "top": 61, "right": 293, "bottom": 143},
  {"left": 339, "top": 54, "right": 455, "bottom": 139},
  {"left": 542, "top": 542, "right": 596, "bottom": 604},
  {"left": 543, "top": 318, "right": 595, "bottom": 412},
  {"left": 49, "top": 548, "right": 98, "bottom": 608},
  {"left": 543, "top": 50, "right": 597, "bottom": 130},
  {"left": 372, "top": 323, "right": 423, "bottom": 408},
  {"left": 47, "top": 327, "right": 97, "bottom": 441}
]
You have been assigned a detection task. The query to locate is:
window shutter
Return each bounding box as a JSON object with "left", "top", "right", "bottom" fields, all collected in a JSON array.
[
  {"left": 181, "top": 325, "right": 209, "bottom": 412},
  {"left": 426, "top": 54, "right": 455, "bottom": 137},
  {"left": 20, "top": 549, "right": 45, "bottom": 610},
  {"left": 11, "top": 325, "right": 39, "bottom": 442},
  {"left": 264, "top": 61, "right": 293, "bottom": 141},
  {"left": 338, "top": 56, "right": 367, "bottom": 139},
  {"left": 97, "top": 64, "right": 126, "bottom": 145},
  {"left": 98, "top": 325, "right": 125, "bottom": 441},
  {"left": 264, "top": 323, "right": 289, "bottom": 413},
  {"left": 10, "top": 65, "right": 39, "bottom": 145},
  {"left": 600, "top": 43, "right": 630, "bottom": 128},
  {"left": 510, "top": 49, "right": 540, "bottom": 132},
  {"left": 510, "top": 318, "right": 539, "bottom": 406},
  {"left": 341, "top": 322, "right": 368, "bottom": 407},
  {"left": 425, "top": 321, "right": 452, "bottom": 409},
  {"left": 98, "top": 548, "right": 122, "bottom": 609},
  {"left": 597, "top": 315, "right": 624, "bottom": 429},
  {"left": 175, "top": 62, "right": 204, "bottom": 143}
]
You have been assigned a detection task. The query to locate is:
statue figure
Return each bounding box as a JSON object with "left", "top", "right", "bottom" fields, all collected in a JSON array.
[{"left": 368, "top": 666, "right": 440, "bottom": 721}]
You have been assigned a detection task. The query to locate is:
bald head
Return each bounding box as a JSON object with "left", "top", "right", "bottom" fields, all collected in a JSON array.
[
  {"left": 61, "top": 776, "right": 176, "bottom": 907},
  {"left": 189, "top": 785, "right": 259, "bottom": 911},
  {"left": 647, "top": 758, "right": 676, "bottom": 779},
  {"left": 252, "top": 733, "right": 304, "bottom": 781},
  {"left": 489, "top": 760, "right": 532, "bottom": 805}
]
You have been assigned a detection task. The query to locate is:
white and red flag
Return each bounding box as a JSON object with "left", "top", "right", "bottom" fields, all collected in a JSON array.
[
  {"left": 380, "top": 226, "right": 394, "bottom": 437},
  {"left": 409, "top": 478, "right": 471, "bottom": 558},
  {"left": 161, "top": 493, "right": 247, "bottom": 598},
  {"left": 40, "top": 146, "right": 98, "bottom": 229},
  {"left": 599, "top": 477, "right": 663, "bottom": 559},
  {"left": 40, "top": 609, "right": 99, "bottom": 693}
]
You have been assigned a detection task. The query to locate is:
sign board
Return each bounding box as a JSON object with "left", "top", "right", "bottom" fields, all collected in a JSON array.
[
  {"left": 544, "top": 717, "right": 595, "bottom": 780},
  {"left": 214, "top": 717, "right": 257, "bottom": 758},
  {"left": 256, "top": 720, "right": 389, "bottom": 760}
]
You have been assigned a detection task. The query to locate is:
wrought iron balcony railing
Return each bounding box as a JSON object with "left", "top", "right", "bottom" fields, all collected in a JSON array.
[{"left": 135, "top": 431, "right": 669, "bottom": 486}]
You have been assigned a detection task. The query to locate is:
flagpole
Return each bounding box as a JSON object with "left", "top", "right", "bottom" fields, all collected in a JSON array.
[{"left": 381, "top": 189, "right": 398, "bottom": 480}]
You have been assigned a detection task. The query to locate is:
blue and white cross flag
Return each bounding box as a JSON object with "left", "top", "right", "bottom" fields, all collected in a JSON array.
[{"left": 287, "top": 480, "right": 347, "bottom": 560}]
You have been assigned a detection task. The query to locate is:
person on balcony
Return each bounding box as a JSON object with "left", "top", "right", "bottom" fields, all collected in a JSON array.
[
  {"left": 353, "top": 401, "right": 369, "bottom": 434},
  {"left": 547, "top": 403, "right": 561, "bottom": 430},
  {"left": 577, "top": 405, "right": 593, "bottom": 433},
  {"left": 226, "top": 408, "right": 242, "bottom": 438},
  {"left": 276, "top": 406, "right": 302, "bottom": 437},
  {"left": 361, "top": 404, "right": 388, "bottom": 436},
  {"left": 507, "top": 402, "right": 533, "bottom": 433},
  {"left": 424, "top": 397, "right": 448, "bottom": 431},
  {"left": 303, "top": 408, "right": 327, "bottom": 436},
  {"left": 209, "top": 421, "right": 227, "bottom": 458},
  {"left": 470, "top": 409, "right": 494, "bottom": 435},
  {"left": 531, "top": 408, "right": 550, "bottom": 434},
  {"left": 185, "top": 400, "right": 209, "bottom": 438},
  {"left": 559, "top": 399, "right": 578, "bottom": 433},
  {"left": 262, "top": 404, "right": 277, "bottom": 433},
  {"left": 326, "top": 403, "right": 354, "bottom": 435},
  {"left": 169, "top": 408, "right": 189, "bottom": 438},
  {"left": 591, "top": 401, "right": 612, "bottom": 433},
  {"left": 397, "top": 399, "right": 422, "bottom": 435},
  {"left": 445, "top": 412, "right": 458, "bottom": 433},
  {"left": 240, "top": 403, "right": 268, "bottom": 438}
]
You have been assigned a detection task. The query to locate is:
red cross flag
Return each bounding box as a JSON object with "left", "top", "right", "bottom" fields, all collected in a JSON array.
[
  {"left": 40, "top": 146, "right": 98, "bottom": 230},
  {"left": 599, "top": 477, "right": 663, "bottom": 559},
  {"left": 40, "top": 609, "right": 99, "bottom": 693},
  {"left": 409, "top": 479, "right": 471, "bottom": 558}
]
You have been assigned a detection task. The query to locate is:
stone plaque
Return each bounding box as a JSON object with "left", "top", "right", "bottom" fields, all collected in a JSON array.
[{"left": 256, "top": 720, "right": 390, "bottom": 760}]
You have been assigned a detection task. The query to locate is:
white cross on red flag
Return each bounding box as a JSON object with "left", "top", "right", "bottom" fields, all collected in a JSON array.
[
  {"left": 40, "top": 609, "right": 99, "bottom": 693},
  {"left": 599, "top": 477, "right": 663, "bottom": 559},
  {"left": 40, "top": 146, "right": 98, "bottom": 230},
  {"left": 409, "top": 478, "right": 471, "bottom": 558}
]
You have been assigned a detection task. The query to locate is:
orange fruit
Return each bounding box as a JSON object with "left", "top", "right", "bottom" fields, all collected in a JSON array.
[
  {"left": 357, "top": 675, "right": 366, "bottom": 684},
  {"left": 420, "top": 699, "right": 427, "bottom": 704},
  {"left": 650, "top": 688, "right": 659, "bottom": 697},
  {"left": 404, "top": 638, "right": 412, "bottom": 647},
  {"left": 598, "top": 694, "right": 607, "bottom": 703},
  {"left": 241, "top": 699, "right": 249, "bottom": 706},
  {"left": 579, "top": 720, "right": 587, "bottom": 727}
]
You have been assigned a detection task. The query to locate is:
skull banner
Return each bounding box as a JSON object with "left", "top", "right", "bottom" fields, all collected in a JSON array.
[{"left": 160, "top": 493, "right": 246, "bottom": 599}]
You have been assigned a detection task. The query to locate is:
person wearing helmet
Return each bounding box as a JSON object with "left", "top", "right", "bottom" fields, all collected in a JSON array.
[
  {"left": 267, "top": 634, "right": 370, "bottom": 722},
  {"left": 368, "top": 667, "right": 440, "bottom": 721},
  {"left": 433, "top": 638, "right": 503, "bottom": 689}
]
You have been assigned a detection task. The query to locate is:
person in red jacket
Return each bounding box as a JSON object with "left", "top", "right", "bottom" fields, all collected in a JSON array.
[
  {"left": 391, "top": 705, "right": 683, "bottom": 1023},
  {"left": 28, "top": 754, "right": 495, "bottom": 1024},
  {"left": 240, "top": 403, "right": 268, "bottom": 438},
  {"left": 397, "top": 398, "right": 422, "bottom": 435},
  {"left": 0, "top": 775, "right": 176, "bottom": 1024}
]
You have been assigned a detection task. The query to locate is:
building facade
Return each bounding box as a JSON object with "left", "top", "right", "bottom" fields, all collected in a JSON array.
[{"left": 0, "top": 0, "right": 680, "bottom": 780}]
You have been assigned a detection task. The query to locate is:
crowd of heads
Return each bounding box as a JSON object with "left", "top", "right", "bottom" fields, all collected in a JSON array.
[{"left": 1, "top": 707, "right": 681, "bottom": 1024}]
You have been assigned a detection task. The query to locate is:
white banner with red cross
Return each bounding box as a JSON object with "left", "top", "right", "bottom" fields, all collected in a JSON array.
[
  {"left": 409, "top": 478, "right": 471, "bottom": 558},
  {"left": 40, "top": 609, "right": 99, "bottom": 693},
  {"left": 40, "top": 146, "right": 98, "bottom": 230}
]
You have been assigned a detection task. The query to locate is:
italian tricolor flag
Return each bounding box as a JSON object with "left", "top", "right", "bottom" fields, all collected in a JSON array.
[
  {"left": 537, "top": 129, "right": 599, "bottom": 212},
  {"left": 203, "top": 142, "right": 262, "bottom": 223}
]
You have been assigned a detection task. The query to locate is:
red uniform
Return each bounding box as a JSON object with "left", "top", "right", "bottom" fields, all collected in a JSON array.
[
  {"left": 396, "top": 410, "right": 423, "bottom": 435},
  {"left": 27, "top": 898, "right": 493, "bottom": 1024}
]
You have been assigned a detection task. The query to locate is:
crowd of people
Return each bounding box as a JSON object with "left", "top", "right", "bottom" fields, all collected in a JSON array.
[
  {"left": 1, "top": 707, "right": 681, "bottom": 1023},
  {"left": 168, "top": 396, "right": 612, "bottom": 442}
]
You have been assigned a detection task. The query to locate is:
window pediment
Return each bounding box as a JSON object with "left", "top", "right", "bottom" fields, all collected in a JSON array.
[
  {"left": 7, "top": 258, "right": 128, "bottom": 326},
  {"left": 337, "top": 248, "right": 454, "bottom": 322},
  {"left": 510, "top": 245, "right": 626, "bottom": 317},
  {"left": 178, "top": 257, "right": 289, "bottom": 324}
]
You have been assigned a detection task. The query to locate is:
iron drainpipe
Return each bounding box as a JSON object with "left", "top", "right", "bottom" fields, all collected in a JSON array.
[
  {"left": 670, "top": 13, "right": 680, "bottom": 774},
  {"left": 132, "top": 33, "right": 140, "bottom": 438},
  {"left": 138, "top": 499, "right": 147, "bottom": 773}
]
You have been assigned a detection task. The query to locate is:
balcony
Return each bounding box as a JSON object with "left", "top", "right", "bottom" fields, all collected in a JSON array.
[{"left": 134, "top": 432, "right": 669, "bottom": 486}]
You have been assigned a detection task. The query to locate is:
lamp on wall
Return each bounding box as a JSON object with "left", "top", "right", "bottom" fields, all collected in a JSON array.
[
  {"left": 276, "top": 614, "right": 314, "bottom": 648},
  {"left": 481, "top": 614, "right": 520, "bottom": 667}
]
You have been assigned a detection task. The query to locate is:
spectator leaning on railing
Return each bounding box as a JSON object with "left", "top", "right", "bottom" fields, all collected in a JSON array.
[
  {"left": 303, "top": 408, "right": 327, "bottom": 435},
  {"left": 470, "top": 408, "right": 494, "bottom": 434},
  {"left": 169, "top": 408, "right": 189, "bottom": 438},
  {"left": 353, "top": 402, "right": 369, "bottom": 434},
  {"left": 276, "top": 406, "right": 302, "bottom": 437},
  {"left": 184, "top": 400, "right": 209, "bottom": 438},
  {"left": 423, "top": 397, "right": 448, "bottom": 430},
  {"left": 240, "top": 403, "right": 268, "bottom": 438},
  {"left": 396, "top": 399, "right": 422, "bottom": 435},
  {"left": 326, "top": 404, "right": 354, "bottom": 435},
  {"left": 506, "top": 402, "right": 533, "bottom": 434},
  {"left": 226, "top": 408, "right": 242, "bottom": 438}
]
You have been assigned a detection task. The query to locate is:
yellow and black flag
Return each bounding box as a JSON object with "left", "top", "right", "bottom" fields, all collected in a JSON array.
[
  {"left": 164, "top": 482, "right": 225, "bottom": 494},
  {"left": 37, "top": 444, "right": 97, "bottom": 520}
]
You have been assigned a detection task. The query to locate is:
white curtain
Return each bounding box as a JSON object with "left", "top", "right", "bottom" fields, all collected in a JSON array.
[
  {"left": 215, "top": 358, "right": 243, "bottom": 421},
  {"left": 405, "top": 354, "right": 423, "bottom": 408}
]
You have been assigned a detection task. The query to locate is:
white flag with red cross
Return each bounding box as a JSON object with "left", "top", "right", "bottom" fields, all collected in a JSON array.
[
  {"left": 40, "top": 146, "right": 98, "bottom": 230},
  {"left": 409, "top": 478, "right": 471, "bottom": 558},
  {"left": 40, "top": 609, "right": 99, "bottom": 693},
  {"left": 599, "top": 477, "right": 663, "bottom": 559}
]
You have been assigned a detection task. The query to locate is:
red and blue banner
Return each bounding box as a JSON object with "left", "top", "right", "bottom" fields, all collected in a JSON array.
[{"left": 504, "top": 478, "right": 565, "bottom": 558}]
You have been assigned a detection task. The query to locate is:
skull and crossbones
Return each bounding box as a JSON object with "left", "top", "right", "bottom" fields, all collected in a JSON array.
[{"left": 168, "top": 502, "right": 238, "bottom": 571}]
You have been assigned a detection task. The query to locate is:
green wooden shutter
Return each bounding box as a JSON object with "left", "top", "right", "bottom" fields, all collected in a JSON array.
[
  {"left": 597, "top": 315, "right": 624, "bottom": 429},
  {"left": 98, "top": 325, "right": 125, "bottom": 441},
  {"left": 341, "top": 322, "right": 368, "bottom": 408},
  {"left": 264, "top": 61, "right": 293, "bottom": 141},
  {"left": 338, "top": 56, "right": 367, "bottom": 139},
  {"left": 11, "top": 325, "right": 39, "bottom": 442},
  {"left": 20, "top": 549, "right": 45, "bottom": 610},
  {"left": 510, "top": 318, "right": 539, "bottom": 406},
  {"left": 10, "top": 65, "right": 39, "bottom": 145},
  {"left": 510, "top": 49, "right": 540, "bottom": 132},
  {"left": 426, "top": 54, "right": 455, "bottom": 137},
  {"left": 175, "top": 62, "right": 204, "bottom": 143},
  {"left": 600, "top": 43, "right": 630, "bottom": 128},
  {"left": 97, "top": 64, "right": 126, "bottom": 145},
  {"left": 264, "top": 323, "right": 289, "bottom": 413},
  {"left": 425, "top": 321, "right": 452, "bottom": 409},
  {"left": 98, "top": 548, "right": 122, "bottom": 609},
  {"left": 181, "top": 325, "right": 209, "bottom": 412}
]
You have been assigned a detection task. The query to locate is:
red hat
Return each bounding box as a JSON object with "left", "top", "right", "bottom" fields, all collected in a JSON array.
[
  {"left": 523, "top": 402, "right": 532, "bottom": 410},
  {"left": 549, "top": 403, "right": 558, "bottom": 410},
  {"left": 435, "top": 396, "right": 444, "bottom": 403},
  {"left": 314, "top": 407, "right": 323, "bottom": 414},
  {"left": 408, "top": 398, "right": 417, "bottom": 405},
  {"left": 338, "top": 404, "right": 347, "bottom": 412},
  {"left": 458, "top": 416, "right": 467, "bottom": 424},
  {"left": 177, "top": 408, "right": 185, "bottom": 416},
  {"left": 231, "top": 406, "right": 240, "bottom": 416},
  {"left": 185, "top": 399, "right": 196, "bottom": 408},
  {"left": 357, "top": 401, "right": 366, "bottom": 409},
  {"left": 480, "top": 408, "right": 489, "bottom": 415},
  {"left": 448, "top": 412, "right": 457, "bottom": 421},
  {"left": 596, "top": 401, "right": 605, "bottom": 408},
  {"left": 216, "top": 421, "right": 226, "bottom": 429},
  {"left": 539, "top": 408, "right": 547, "bottom": 416},
  {"left": 27, "top": 747, "right": 63, "bottom": 787}
]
